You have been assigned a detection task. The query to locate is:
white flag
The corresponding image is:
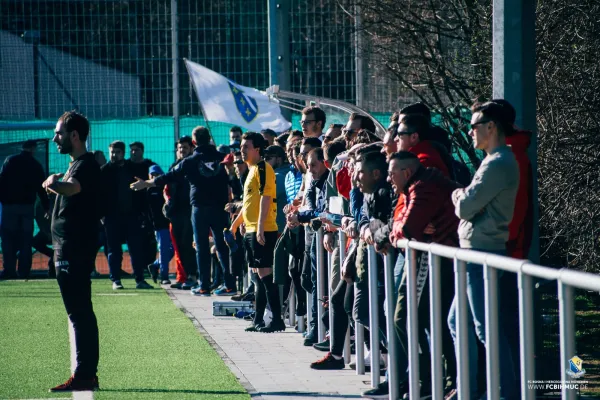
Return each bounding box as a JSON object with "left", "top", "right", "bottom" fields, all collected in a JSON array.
[{"left": 185, "top": 60, "right": 291, "bottom": 132}]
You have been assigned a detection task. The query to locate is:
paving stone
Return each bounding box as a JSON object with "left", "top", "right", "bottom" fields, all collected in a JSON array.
[{"left": 167, "top": 288, "right": 372, "bottom": 399}]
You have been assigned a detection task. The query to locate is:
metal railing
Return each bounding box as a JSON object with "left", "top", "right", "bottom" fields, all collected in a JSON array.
[
  {"left": 292, "top": 227, "right": 600, "bottom": 399},
  {"left": 391, "top": 239, "right": 600, "bottom": 400}
]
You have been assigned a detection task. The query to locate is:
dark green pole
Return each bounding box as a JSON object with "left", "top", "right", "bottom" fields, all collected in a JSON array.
[{"left": 493, "top": 0, "right": 538, "bottom": 263}]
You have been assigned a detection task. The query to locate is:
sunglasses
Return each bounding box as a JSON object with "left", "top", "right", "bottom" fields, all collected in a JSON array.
[
  {"left": 471, "top": 119, "right": 492, "bottom": 128},
  {"left": 300, "top": 119, "right": 316, "bottom": 125}
]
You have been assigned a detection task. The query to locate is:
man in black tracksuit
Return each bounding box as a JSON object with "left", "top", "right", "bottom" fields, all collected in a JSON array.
[
  {"left": 0, "top": 140, "right": 49, "bottom": 279},
  {"left": 45, "top": 111, "right": 101, "bottom": 392},
  {"left": 130, "top": 127, "right": 235, "bottom": 296},
  {"left": 163, "top": 136, "right": 197, "bottom": 289},
  {"left": 101, "top": 141, "right": 153, "bottom": 289}
]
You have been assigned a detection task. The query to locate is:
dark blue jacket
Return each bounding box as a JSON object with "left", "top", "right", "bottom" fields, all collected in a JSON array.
[
  {"left": 154, "top": 144, "right": 228, "bottom": 208},
  {"left": 349, "top": 187, "right": 364, "bottom": 221},
  {"left": 298, "top": 170, "right": 330, "bottom": 223},
  {"left": 0, "top": 151, "right": 48, "bottom": 209}
]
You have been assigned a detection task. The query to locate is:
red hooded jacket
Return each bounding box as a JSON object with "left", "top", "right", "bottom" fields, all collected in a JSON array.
[
  {"left": 390, "top": 140, "right": 452, "bottom": 241},
  {"left": 506, "top": 130, "right": 534, "bottom": 259},
  {"left": 390, "top": 167, "right": 461, "bottom": 246}
]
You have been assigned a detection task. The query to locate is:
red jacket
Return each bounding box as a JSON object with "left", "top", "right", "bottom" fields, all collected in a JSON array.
[
  {"left": 390, "top": 166, "right": 461, "bottom": 246},
  {"left": 410, "top": 140, "right": 451, "bottom": 178},
  {"left": 506, "top": 130, "right": 534, "bottom": 259},
  {"left": 336, "top": 166, "right": 351, "bottom": 200},
  {"left": 390, "top": 140, "right": 452, "bottom": 232}
]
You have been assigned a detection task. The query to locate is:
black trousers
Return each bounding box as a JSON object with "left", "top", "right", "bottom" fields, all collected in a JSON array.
[
  {"left": 330, "top": 279, "right": 356, "bottom": 356},
  {"left": 56, "top": 257, "right": 99, "bottom": 380}
]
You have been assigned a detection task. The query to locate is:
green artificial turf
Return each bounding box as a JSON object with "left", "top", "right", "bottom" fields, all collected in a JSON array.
[
  {"left": 0, "top": 279, "right": 249, "bottom": 400},
  {"left": 0, "top": 280, "right": 71, "bottom": 399}
]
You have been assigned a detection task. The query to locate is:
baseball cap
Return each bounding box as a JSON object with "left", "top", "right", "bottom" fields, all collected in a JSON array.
[
  {"left": 221, "top": 153, "right": 235, "bottom": 165},
  {"left": 149, "top": 165, "right": 164, "bottom": 175},
  {"left": 264, "top": 145, "right": 286, "bottom": 160}
]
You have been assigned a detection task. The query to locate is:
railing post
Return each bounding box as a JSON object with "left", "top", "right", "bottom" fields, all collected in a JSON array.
[
  {"left": 306, "top": 291, "right": 312, "bottom": 334},
  {"left": 484, "top": 264, "right": 500, "bottom": 400},
  {"left": 316, "top": 228, "right": 326, "bottom": 343},
  {"left": 356, "top": 322, "right": 365, "bottom": 375},
  {"left": 384, "top": 250, "right": 399, "bottom": 400},
  {"left": 367, "top": 245, "right": 380, "bottom": 388},
  {"left": 339, "top": 232, "right": 351, "bottom": 364},
  {"left": 405, "top": 246, "right": 420, "bottom": 400},
  {"left": 328, "top": 250, "right": 334, "bottom": 348},
  {"left": 429, "top": 252, "right": 443, "bottom": 400},
  {"left": 558, "top": 280, "right": 577, "bottom": 400},
  {"left": 455, "top": 258, "right": 470, "bottom": 400},
  {"left": 518, "top": 271, "right": 535, "bottom": 400},
  {"left": 289, "top": 283, "right": 296, "bottom": 328}
]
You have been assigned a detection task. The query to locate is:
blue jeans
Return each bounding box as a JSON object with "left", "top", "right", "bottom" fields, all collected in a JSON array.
[
  {"left": 0, "top": 204, "right": 34, "bottom": 277},
  {"left": 191, "top": 206, "right": 233, "bottom": 291},
  {"left": 104, "top": 214, "right": 147, "bottom": 282},
  {"left": 447, "top": 249, "right": 517, "bottom": 399},
  {"left": 153, "top": 229, "right": 174, "bottom": 280}
]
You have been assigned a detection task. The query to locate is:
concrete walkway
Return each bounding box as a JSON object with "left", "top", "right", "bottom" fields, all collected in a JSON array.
[{"left": 166, "top": 287, "right": 372, "bottom": 400}]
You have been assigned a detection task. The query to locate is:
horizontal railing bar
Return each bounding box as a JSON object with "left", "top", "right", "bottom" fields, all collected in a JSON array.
[
  {"left": 393, "top": 239, "right": 600, "bottom": 292},
  {"left": 559, "top": 268, "right": 600, "bottom": 292}
]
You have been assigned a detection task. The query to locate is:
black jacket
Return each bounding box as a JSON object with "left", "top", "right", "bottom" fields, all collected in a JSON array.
[
  {"left": 163, "top": 158, "right": 191, "bottom": 219},
  {"left": 358, "top": 180, "right": 396, "bottom": 230},
  {"left": 0, "top": 151, "right": 49, "bottom": 209},
  {"left": 147, "top": 186, "right": 170, "bottom": 230},
  {"left": 154, "top": 144, "right": 229, "bottom": 208},
  {"left": 101, "top": 160, "right": 138, "bottom": 216}
]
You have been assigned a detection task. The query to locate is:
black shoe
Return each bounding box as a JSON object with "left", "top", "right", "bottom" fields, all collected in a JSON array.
[
  {"left": 310, "top": 352, "right": 345, "bottom": 370},
  {"left": 161, "top": 279, "right": 171, "bottom": 285},
  {"left": 231, "top": 293, "right": 244, "bottom": 301},
  {"left": 313, "top": 338, "right": 330, "bottom": 352},
  {"left": 362, "top": 380, "right": 390, "bottom": 399},
  {"left": 0, "top": 270, "right": 17, "bottom": 280},
  {"left": 182, "top": 279, "right": 197, "bottom": 290},
  {"left": 402, "top": 382, "right": 431, "bottom": 400},
  {"left": 245, "top": 321, "right": 265, "bottom": 332},
  {"left": 240, "top": 292, "right": 255, "bottom": 302},
  {"left": 303, "top": 334, "right": 317, "bottom": 346},
  {"left": 210, "top": 281, "right": 224, "bottom": 291},
  {"left": 170, "top": 282, "right": 183, "bottom": 289},
  {"left": 147, "top": 264, "right": 159, "bottom": 284},
  {"left": 258, "top": 319, "right": 286, "bottom": 333}
]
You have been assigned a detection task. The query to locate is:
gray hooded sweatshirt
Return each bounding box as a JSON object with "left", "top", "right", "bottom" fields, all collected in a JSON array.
[{"left": 452, "top": 145, "right": 519, "bottom": 250}]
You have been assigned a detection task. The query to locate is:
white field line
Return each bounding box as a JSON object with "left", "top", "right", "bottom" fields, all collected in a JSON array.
[{"left": 68, "top": 320, "right": 94, "bottom": 400}]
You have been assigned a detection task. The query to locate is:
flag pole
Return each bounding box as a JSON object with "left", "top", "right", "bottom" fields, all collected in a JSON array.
[{"left": 183, "top": 58, "right": 217, "bottom": 145}]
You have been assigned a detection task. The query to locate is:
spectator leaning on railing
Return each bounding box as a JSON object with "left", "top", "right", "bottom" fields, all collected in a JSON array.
[{"left": 447, "top": 101, "right": 520, "bottom": 400}]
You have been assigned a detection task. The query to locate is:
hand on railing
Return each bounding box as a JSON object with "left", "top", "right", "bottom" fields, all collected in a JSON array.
[
  {"left": 375, "top": 241, "right": 392, "bottom": 255},
  {"left": 361, "top": 227, "right": 374, "bottom": 245},
  {"left": 323, "top": 231, "right": 335, "bottom": 253}
]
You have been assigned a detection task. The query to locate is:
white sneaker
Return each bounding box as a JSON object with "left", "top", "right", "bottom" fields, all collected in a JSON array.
[{"left": 112, "top": 281, "right": 124, "bottom": 290}]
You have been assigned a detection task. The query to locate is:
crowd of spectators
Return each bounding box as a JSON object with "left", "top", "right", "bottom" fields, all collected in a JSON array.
[{"left": 0, "top": 100, "right": 533, "bottom": 400}]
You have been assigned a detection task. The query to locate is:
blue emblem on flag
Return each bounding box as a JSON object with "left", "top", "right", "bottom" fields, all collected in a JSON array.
[{"left": 228, "top": 81, "right": 259, "bottom": 123}]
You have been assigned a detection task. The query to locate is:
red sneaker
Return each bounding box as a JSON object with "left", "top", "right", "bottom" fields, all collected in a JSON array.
[
  {"left": 49, "top": 375, "right": 99, "bottom": 392},
  {"left": 310, "top": 352, "right": 345, "bottom": 370}
]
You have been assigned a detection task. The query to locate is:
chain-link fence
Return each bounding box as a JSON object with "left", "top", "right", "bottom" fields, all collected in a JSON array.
[{"left": 0, "top": 0, "right": 399, "bottom": 274}]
